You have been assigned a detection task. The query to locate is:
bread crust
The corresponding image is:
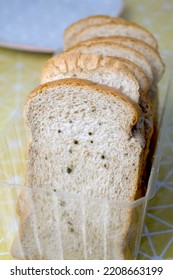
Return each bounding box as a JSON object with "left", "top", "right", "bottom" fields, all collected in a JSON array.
[
  {"left": 64, "top": 15, "right": 125, "bottom": 49},
  {"left": 66, "top": 22, "right": 158, "bottom": 50}
]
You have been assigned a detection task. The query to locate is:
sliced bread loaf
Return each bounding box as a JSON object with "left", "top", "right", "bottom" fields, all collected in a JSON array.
[
  {"left": 11, "top": 79, "right": 144, "bottom": 259},
  {"left": 76, "top": 36, "right": 164, "bottom": 83},
  {"left": 65, "top": 22, "right": 158, "bottom": 50}
]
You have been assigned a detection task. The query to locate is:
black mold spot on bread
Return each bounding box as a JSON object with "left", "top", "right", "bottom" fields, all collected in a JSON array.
[
  {"left": 73, "top": 140, "right": 79, "bottom": 144},
  {"left": 101, "top": 155, "right": 105, "bottom": 159},
  {"left": 67, "top": 167, "right": 73, "bottom": 174},
  {"left": 58, "top": 129, "right": 61, "bottom": 133},
  {"left": 60, "top": 200, "right": 65, "bottom": 206},
  {"left": 88, "top": 132, "right": 92, "bottom": 136},
  {"left": 70, "top": 227, "right": 74, "bottom": 233}
]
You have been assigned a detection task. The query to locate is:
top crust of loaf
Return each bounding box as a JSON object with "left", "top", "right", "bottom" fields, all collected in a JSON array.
[
  {"left": 66, "top": 22, "right": 158, "bottom": 51},
  {"left": 64, "top": 15, "right": 125, "bottom": 49},
  {"left": 24, "top": 78, "right": 140, "bottom": 126}
]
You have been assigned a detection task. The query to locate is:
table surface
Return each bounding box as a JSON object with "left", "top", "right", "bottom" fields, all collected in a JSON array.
[{"left": 0, "top": 0, "right": 173, "bottom": 260}]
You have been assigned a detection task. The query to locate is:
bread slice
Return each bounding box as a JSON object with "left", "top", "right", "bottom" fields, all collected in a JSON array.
[
  {"left": 11, "top": 78, "right": 145, "bottom": 260},
  {"left": 40, "top": 52, "right": 141, "bottom": 103},
  {"left": 67, "top": 42, "right": 153, "bottom": 84},
  {"left": 64, "top": 15, "right": 125, "bottom": 50},
  {"left": 65, "top": 22, "right": 158, "bottom": 50},
  {"left": 77, "top": 36, "right": 164, "bottom": 83},
  {"left": 110, "top": 57, "right": 150, "bottom": 93}
]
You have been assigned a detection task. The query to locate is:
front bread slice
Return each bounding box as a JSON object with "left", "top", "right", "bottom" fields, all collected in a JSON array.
[{"left": 11, "top": 79, "right": 144, "bottom": 260}]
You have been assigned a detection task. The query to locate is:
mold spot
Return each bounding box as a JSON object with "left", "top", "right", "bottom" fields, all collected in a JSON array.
[
  {"left": 67, "top": 167, "right": 73, "bottom": 174},
  {"left": 60, "top": 200, "right": 66, "bottom": 206},
  {"left": 73, "top": 140, "right": 79, "bottom": 145}
]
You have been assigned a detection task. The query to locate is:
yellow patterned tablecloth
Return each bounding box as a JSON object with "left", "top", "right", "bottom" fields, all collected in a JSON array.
[{"left": 0, "top": 0, "right": 173, "bottom": 259}]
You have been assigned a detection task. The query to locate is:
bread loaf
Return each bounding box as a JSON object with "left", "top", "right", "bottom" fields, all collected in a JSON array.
[{"left": 11, "top": 14, "right": 164, "bottom": 260}]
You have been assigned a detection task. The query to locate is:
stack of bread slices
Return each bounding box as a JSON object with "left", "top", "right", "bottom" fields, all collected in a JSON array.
[{"left": 11, "top": 15, "right": 164, "bottom": 260}]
